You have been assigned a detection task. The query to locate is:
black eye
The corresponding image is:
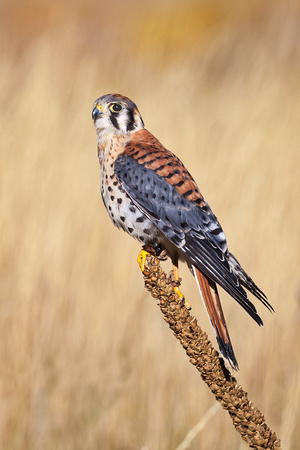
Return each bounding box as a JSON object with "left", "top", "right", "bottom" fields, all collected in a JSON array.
[{"left": 109, "top": 103, "right": 122, "bottom": 113}]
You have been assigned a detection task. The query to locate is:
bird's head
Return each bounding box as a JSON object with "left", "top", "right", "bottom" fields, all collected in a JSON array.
[{"left": 92, "top": 93, "right": 144, "bottom": 135}]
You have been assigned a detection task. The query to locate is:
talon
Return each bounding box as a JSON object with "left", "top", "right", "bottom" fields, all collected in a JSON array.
[
  {"left": 137, "top": 249, "right": 150, "bottom": 272},
  {"left": 153, "top": 242, "right": 164, "bottom": 257},
  {"left": 174, "top": 286, "right": 191, "bottom": 309},
  {"left": 184, "top": 299, "right": 192, "bottom": 310}
]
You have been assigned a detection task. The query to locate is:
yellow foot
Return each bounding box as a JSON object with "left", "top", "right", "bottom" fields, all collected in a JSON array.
[
  {"left": 171, "top": 265, "right": 192, "bottom": 310},
  {"left": 137, "top": 249, "right": 150, "bottom": 273},
  {"left": 174, "top": 286, "right": 191, "bottom": 309}
]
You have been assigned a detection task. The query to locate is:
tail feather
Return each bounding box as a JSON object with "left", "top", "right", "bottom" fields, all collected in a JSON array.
[
  {"left": 227, "top": 252, "right": 274, "bottom": 312},
  {"left": 193, "top": 265, "right": 239, "bottom": 370}
]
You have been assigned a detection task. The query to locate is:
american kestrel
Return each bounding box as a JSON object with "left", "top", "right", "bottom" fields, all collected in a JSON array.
[{"left": 92, "top": 93, "right": 273, "bottom": 370}]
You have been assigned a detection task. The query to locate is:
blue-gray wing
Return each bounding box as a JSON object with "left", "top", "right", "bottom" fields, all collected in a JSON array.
[{"left": 114, "top": 154, "right": 265, "bottom": 324}]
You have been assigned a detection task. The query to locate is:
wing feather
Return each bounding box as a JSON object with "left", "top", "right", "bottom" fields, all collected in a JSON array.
[{"left": 114, "top": 153, "right": 267, "bottom": 324}]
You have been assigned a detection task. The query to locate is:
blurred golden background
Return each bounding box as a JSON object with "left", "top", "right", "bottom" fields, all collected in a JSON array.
[{"left": 0, "top": 0, "right": 299, "bottom": 448}]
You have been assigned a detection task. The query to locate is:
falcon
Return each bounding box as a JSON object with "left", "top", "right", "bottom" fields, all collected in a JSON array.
[{"left": 92, "top": 93, "right": 273, "bottom": 370}]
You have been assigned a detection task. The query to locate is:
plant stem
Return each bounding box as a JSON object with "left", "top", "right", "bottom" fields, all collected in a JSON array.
[{"left": 141, "top": 254, "right": 281, "bottom": 449}]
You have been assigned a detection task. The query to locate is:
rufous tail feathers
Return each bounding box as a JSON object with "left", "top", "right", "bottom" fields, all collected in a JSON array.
[{"left": 192, "top": 265, "right": 239, "bottom": 370}]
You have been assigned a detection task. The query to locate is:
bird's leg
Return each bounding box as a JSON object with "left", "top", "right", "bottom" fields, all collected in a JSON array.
[
  {"left": 138, "top": 246, "right": 191, "bottom": 309},
  {"left": 170, "top": 257, "right": 191, "bottom": 310}
]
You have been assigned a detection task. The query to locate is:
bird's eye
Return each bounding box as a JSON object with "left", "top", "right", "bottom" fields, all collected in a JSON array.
[{"left": 109, "top": 103, "right": 123, "bottom": 113}]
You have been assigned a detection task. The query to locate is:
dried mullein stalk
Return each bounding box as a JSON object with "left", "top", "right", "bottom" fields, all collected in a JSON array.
[{"left": 141, "top": 254, "right": 281, "bottom": 449}]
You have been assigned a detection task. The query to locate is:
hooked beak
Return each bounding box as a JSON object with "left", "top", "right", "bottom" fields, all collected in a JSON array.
[{"left": 92, "top": 105, "right": 103, "bottom": 121}]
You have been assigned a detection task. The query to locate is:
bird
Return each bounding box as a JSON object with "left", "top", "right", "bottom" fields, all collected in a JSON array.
[{"left": 92, "top": 93, "right": 273, "bottom": 370}]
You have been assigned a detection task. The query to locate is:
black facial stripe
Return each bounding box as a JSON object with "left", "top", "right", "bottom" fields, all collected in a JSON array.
[
  {"left": 110, "top": 113, "right": 120, "bottom": 130},
  {"left": 126, "top": 108, "right": 135, "bottom": 132}
]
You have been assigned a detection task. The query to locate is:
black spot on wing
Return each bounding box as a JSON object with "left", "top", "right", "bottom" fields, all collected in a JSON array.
[
  {"left": 182, "top": 189, "right": 193, "bottom": 198},
  {"left": 173, "top": 180, "right": 185, "bottom": 188},
  {"left": 165, "top": 169, "right": 180, "bottom": 179}
]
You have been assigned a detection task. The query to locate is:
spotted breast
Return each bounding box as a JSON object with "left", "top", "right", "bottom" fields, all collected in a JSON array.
[{"left": 98, "top": 131, "right": 159, "bottom": 245}]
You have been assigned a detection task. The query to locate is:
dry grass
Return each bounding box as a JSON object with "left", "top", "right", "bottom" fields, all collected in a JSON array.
[{"left": 0, "top": 1, "right": 299, "bottom": 449}]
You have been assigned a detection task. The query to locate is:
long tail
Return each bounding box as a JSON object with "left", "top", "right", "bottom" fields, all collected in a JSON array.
[{"left": 192, "top": 265, "right": 239, "bottom": 370}]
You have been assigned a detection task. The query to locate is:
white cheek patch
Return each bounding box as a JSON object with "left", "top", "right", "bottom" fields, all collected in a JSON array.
[
  {"left": 116, "top": 110, "right": 130, "bottom": 132},
  {"left": 94, "top": 115, "right": 111, "bottom": 130}
]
